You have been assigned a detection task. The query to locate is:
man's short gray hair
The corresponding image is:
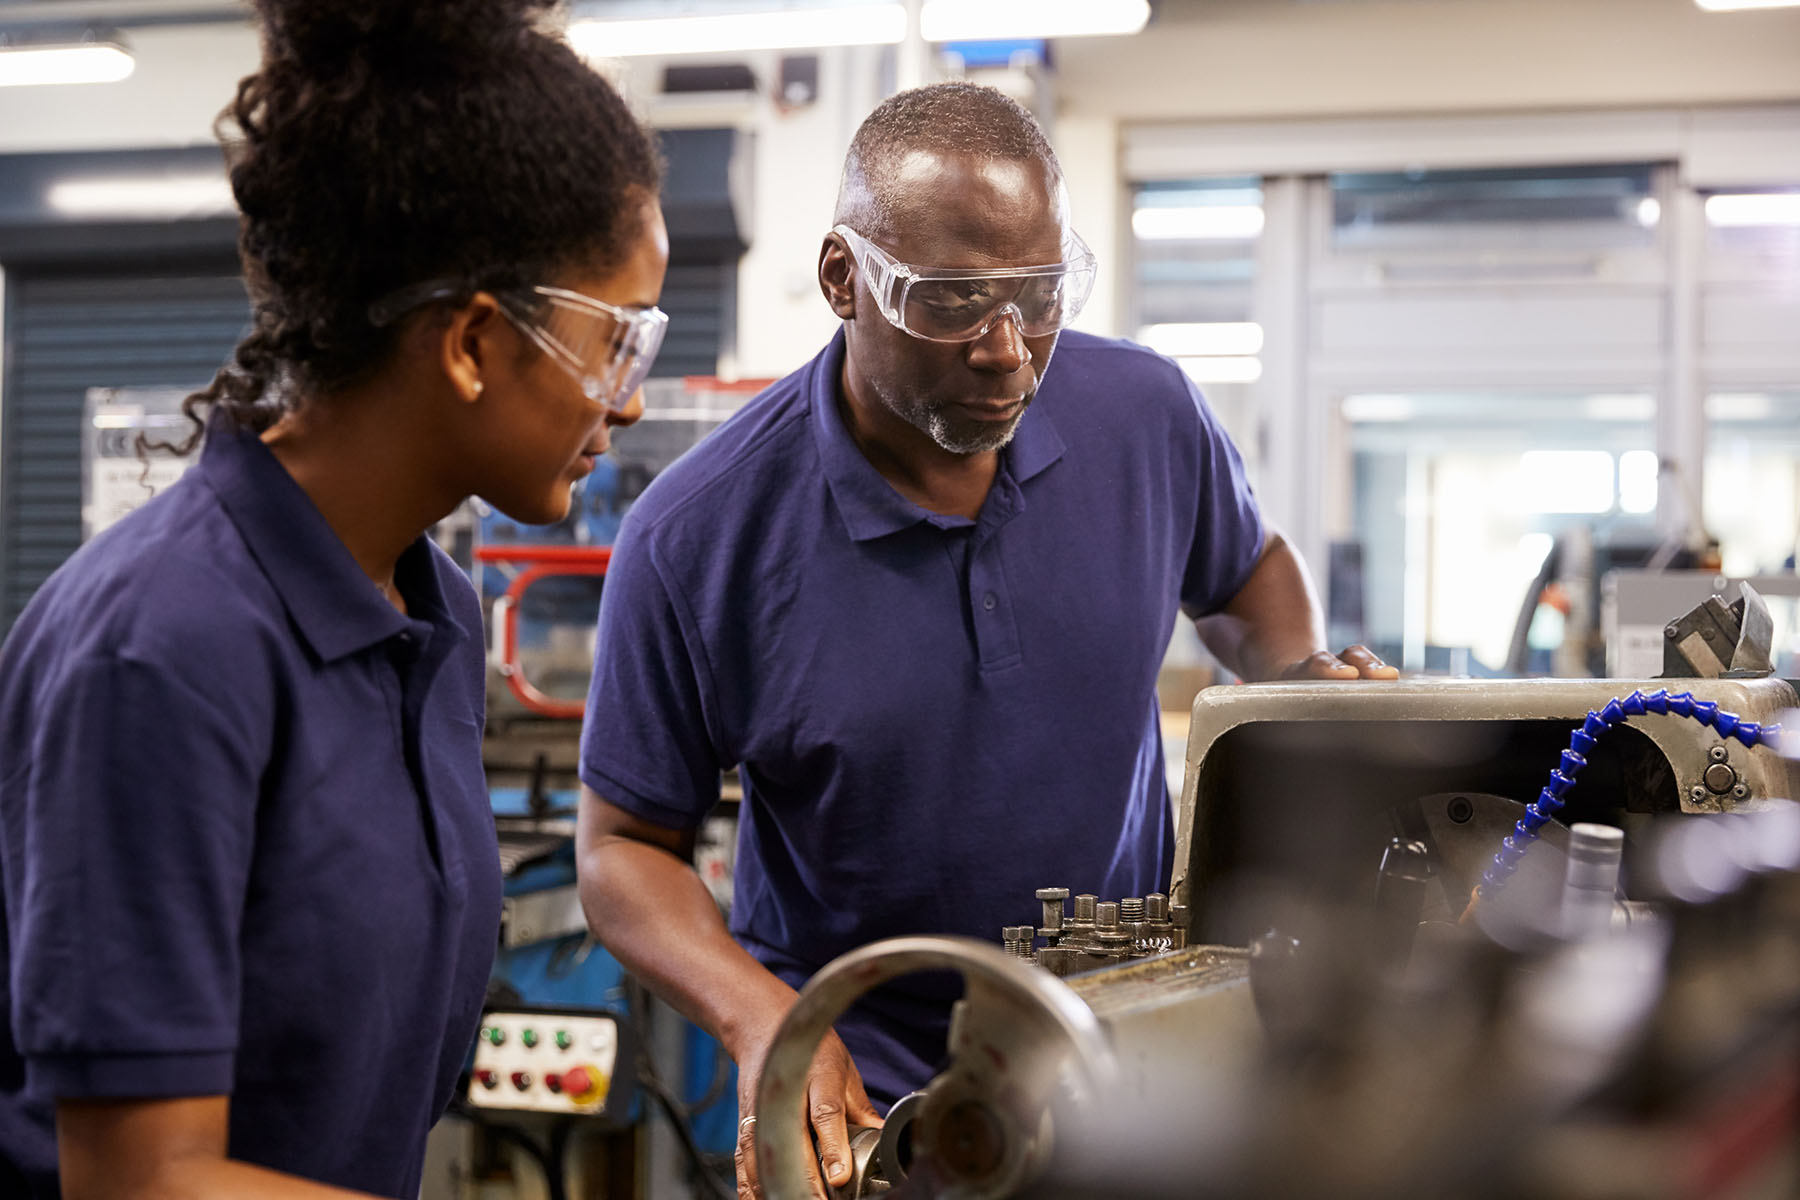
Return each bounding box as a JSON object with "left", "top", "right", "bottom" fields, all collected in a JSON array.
[{"left": 835, "top": 82, "right": 1061, "bottom": 240}]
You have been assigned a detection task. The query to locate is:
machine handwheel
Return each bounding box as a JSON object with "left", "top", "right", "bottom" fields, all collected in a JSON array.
[{"left": 753, "top": 936, "right": 1116, "bottom": 1199}]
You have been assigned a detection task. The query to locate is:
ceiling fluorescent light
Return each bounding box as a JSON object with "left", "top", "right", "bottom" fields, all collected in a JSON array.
[
  {"left": 0, "top": 37, "right": 133, "bottom": 88},
  {"left": 567, "top": 5, "right": 907, "bottom": 58},
  {"left": 1694, "top": 0, "right": 1800, "bottom": 11},
  {"left": 1705, "top": 193, "right": 1800, "bottom": 226},
  {"left": 1176, "top": 356, "right": 1263, "bottom": 385},
  {"left": 1342, "top": 395, "right": 1416, "bottom": 423},
  {"left": 1139, "top": 322, "right": 1264, "bottom": 357},
  {"left": 48, "top": 176, "right": 236, "bottom": 219},
  {"left": 1706, "top": 392, "right": 1775, "bottom": 420},
  {"left": 920, "top": 0, "right": 1150, "bottom": 41},
  {"left": 1133, "top": 205, "right": 1265, "bottom": 240}
]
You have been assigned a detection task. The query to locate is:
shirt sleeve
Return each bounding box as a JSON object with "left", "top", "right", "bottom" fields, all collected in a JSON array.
[
  {"left": 580, "top": 519, "right": 725, "bottom": 829},
  {"left": 9, "top": 653, "right": 263, "bottom": 1099},
  {"left": 1175, "top": 369, "right": 1267, "bottom": 618}
]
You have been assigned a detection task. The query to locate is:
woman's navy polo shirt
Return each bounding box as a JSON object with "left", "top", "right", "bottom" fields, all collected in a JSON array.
[
  {"left": 0, "top": 424, "right": 502, "bottom": 1197},
  {"left": 580, "top": 329, "right": 1265, "bottom": 1105}
]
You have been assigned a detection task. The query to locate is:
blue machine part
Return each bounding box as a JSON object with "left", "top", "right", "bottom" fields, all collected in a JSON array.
[
  {"left": 492, "top": 833, "right": 738, "bottom": 1155},
  {"left": 490, "top": 931, "right": 737, "bottom": 1153},
  {"left": 681, "top": 1024, "right": 740, "bottom": 1156},
  {"left": 491, "top": 785, "right": 581, "bottom": 818},
  {"left": 476, "top": 447, "right": 735, "bottom": 1154},
  {"left": 489, "top": 934, "right": 642, "bottom": 1124}
]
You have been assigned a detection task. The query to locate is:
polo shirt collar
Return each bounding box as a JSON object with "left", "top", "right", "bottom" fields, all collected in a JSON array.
[
  {"left": 808, "top": 329, "right": 1067, "bottom": 543},
  {"left": 199, "top": 420, "right": 462, "bottom": 662}
]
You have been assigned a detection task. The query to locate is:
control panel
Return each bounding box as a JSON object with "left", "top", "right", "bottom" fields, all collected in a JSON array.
[{"left": 466, "top": 1007, "right": 634, "bottom": 1117}]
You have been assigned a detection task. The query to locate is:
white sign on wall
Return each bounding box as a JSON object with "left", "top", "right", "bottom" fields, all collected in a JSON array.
[{"left": 82, "top": 387, "right": 200, "bottom": 541}]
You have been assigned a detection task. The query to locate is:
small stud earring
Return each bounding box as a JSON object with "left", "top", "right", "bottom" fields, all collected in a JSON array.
[{"left": 472, "top": 381, "right": 484, "bottom": 397}]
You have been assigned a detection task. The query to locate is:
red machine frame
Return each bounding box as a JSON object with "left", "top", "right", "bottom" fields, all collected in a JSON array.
[{"left": 476, "top": 544, "right": 612, "bottom": 720}]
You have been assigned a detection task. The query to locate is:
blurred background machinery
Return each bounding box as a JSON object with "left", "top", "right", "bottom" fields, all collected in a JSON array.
[{"left": 429, "top": 376, "right": 763, "bottom": 1200}]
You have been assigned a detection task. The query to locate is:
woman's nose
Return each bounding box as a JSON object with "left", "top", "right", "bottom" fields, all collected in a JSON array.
[{"left": 608, "top": 387, "right": 646, "bottom": 428}]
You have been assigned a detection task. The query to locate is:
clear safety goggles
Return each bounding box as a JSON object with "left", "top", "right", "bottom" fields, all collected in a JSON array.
[
  {"left": 369, "top": 280, "right": 668, "bottom": 414},
  {"left": 833, "top": 224, "right": 1097, "bottom": 343}
]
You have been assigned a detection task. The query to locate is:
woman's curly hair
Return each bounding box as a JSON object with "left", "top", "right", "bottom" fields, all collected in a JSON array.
[{"left": 187, "top": 0, "right": 660, "bottom": 440}]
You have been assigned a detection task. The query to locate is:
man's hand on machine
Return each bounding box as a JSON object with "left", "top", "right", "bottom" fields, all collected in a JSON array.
[
  {"left": 1280, "top": 644, "right": 1399, "bottom": 680},
  {"left": 733, "top": 1017, "right": 883, "bottom": 1200}
]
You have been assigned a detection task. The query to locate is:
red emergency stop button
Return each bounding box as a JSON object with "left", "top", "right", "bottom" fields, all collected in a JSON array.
[
  {"left": 560, "top": 1066, "right": 603, "bottom": 1103},
  {"left": 475, "top": 1069, "right": 499, "bottom": 1090},
  {"left": 511, "top": 1071, "right": 532, "bottom": 1091}
]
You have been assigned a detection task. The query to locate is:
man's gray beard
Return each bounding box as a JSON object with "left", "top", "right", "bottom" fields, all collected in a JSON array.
[{"left": 878, "top": 383, "right": 1027, "bottom": 456}]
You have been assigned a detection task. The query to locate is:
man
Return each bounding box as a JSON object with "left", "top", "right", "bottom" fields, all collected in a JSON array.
[{"left": 575, "top": 82, "right": 1395, "bottom": 1197}]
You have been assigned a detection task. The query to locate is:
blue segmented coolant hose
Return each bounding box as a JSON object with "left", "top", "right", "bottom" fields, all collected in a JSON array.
[{"left": 1475, "top": 688, "right": 1784, "bottom": 901}]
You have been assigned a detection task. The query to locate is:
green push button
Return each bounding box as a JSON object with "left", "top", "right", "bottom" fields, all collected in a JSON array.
[
  {"left": 484, "top": 1027, "right": 505, "bottom": 1046},
  {"left": 555, "top": 1031, "right": 572, "bottom": 1050},
  {"left": 521, "top": 1029, "right": 539, "bottom": 1049}
]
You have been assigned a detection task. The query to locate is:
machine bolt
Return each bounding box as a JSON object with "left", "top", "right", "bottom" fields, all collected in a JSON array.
[
  {"left": 1144, "top": 893, "right": 1169, "bottom": 922},
  {"left": 1072, "top": 894, "right": 1097, "bottom": 925},
  {"left": 1690, "top": 785, "right": 1709, "bottom": 803},
  {"left": 1095, "top": 901, "right": 1119, "bottom": 930},
  {"left": 1704, "top": 763, "right": 1737, "bottom": 794},
  {"left": 1119, "top": 897, "right": 1146, "bottom": 924},
  {"left": 1664, "top": 623, "right": 1680, "bottom": 639},
  {"left": 1709, "top": 745, "right": 1729, "bottom": 763},
  {"left": 1035, "top": 887, "right": 1069, "bottom": 934},
  {"left": 1732, "top": 783, "right": 1749, "bottom": 801},
  {"left": 1168, "top": 904, "right": 1189, "bottom": 948},
  {"left": 1447, "top": 796, "right": 1474, "bottom": 824}
]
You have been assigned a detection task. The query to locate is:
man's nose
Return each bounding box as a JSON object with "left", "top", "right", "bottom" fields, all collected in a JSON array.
[{"left": 966, "top": 305, "right": 1029, "bottom": 374}]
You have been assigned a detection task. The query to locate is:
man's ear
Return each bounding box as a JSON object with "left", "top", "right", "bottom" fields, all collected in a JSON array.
[
  {"left": 819, "top": 234, "right": 856, "bottom": 320},
  {"left": 438, "top": 292, "right": 506, "bottom": 403}
]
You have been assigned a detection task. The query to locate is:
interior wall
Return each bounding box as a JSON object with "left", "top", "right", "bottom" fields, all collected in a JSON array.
[
  {"left": 2, "top": 0, "right": 1796, "bottom": 369},
  {"left": 1056, "top": 0, "right": 1800, "bottom": 125},
  {"left": 620, "top": 45, "right": 892, "bottom": 381}
]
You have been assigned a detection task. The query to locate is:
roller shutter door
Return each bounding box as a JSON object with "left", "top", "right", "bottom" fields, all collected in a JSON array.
[
  {"left": 653, "top": 258, "right": 734, "bottom": 380},
  {"left": 1, "top": 270, "right": 250, "bottom": 631},
  {"left": 0, "top": 255, "right": 733, "bottom": 632}
]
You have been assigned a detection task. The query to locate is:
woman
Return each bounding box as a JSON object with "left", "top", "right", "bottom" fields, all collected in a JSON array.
[{"left": 0, "top": 1, "right": 665, "bottom": 1196}]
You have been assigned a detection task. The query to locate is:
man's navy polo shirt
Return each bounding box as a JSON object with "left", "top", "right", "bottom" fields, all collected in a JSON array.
[
  {"left": 0, "top": 423, "right": 502, "bottom": 1197},
  {"left": 580, "top": 329, "right": 1264, "bottom": 1105}
]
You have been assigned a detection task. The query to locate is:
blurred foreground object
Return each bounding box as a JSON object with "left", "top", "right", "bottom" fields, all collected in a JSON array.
[{"left": 754, "top": 674, "right": 1800, "bottom": 1198}]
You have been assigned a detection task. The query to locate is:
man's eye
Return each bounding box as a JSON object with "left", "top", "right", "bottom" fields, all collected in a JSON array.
[
  {"left": 923, "top": 296, "right": 979, "bottom": 314},
  {"left": 920, "top": 283, "right": 989, "bottom": 311}
]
